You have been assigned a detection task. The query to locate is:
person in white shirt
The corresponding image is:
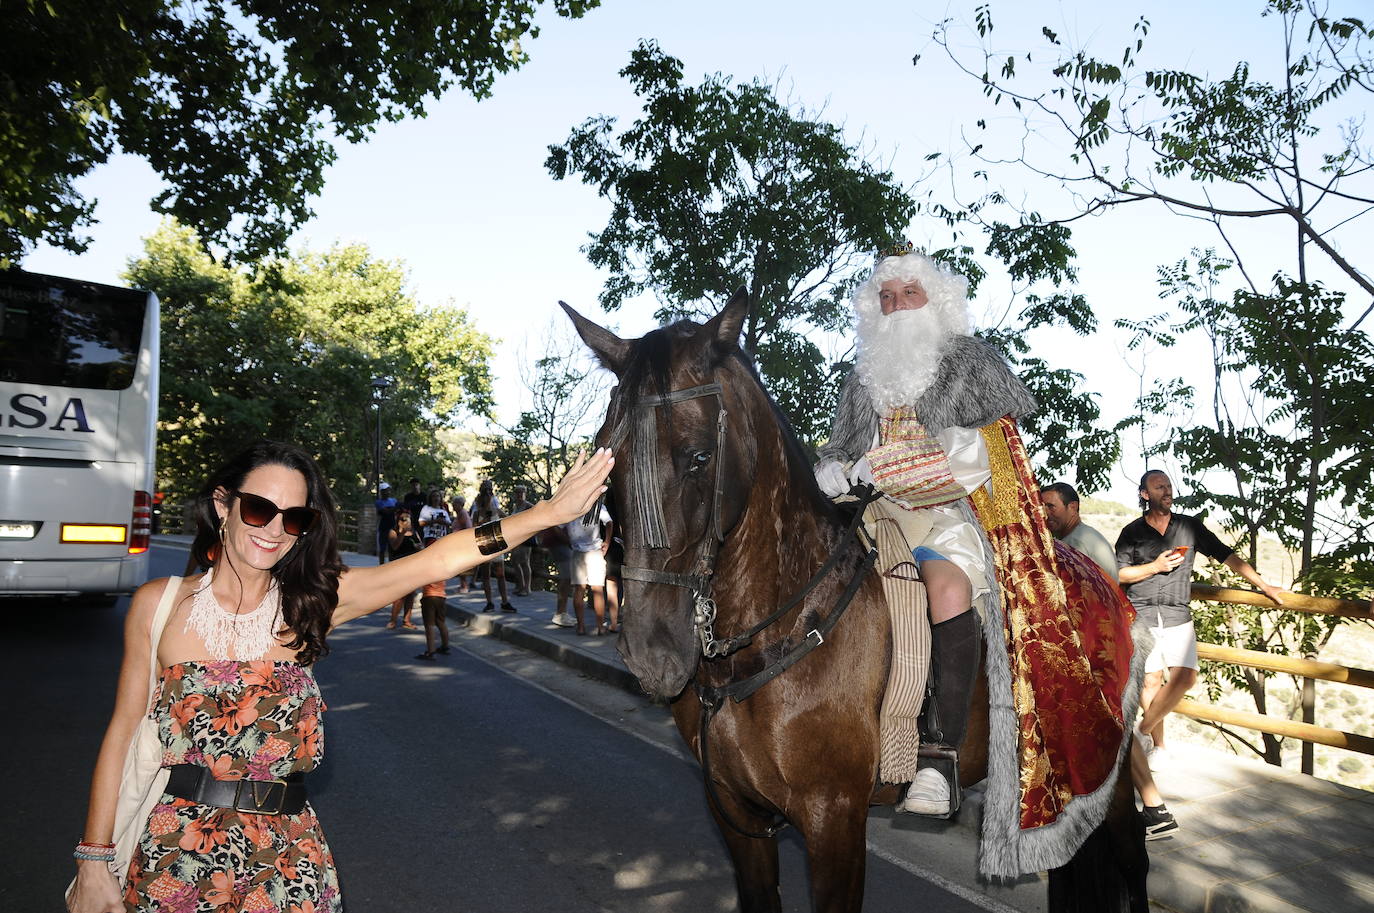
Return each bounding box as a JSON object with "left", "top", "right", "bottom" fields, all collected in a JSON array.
[{"left": 565, "top": 504, "right": 612, "bottom": 635}]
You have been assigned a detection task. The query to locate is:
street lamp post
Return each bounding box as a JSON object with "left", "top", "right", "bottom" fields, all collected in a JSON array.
[
  {"left": 369, "top": 377, "right": 392, "bottom": 558},
  {"left": 370, "top": 377, "right": 392, "bottom": 494}
]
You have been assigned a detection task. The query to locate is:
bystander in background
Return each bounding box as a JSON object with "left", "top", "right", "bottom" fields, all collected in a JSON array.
[
  {"left": 472, "top": 480, "right": 515, "bottom": 613},
  {"left": 386, "top": 511, "right": 423, "bottom": 629},
  {"left": 1115, "top": 469, "right": 1286, "bottom": 838},
  {"left": 1040, "top": 482, "right": 1117, "bottom": 580},
  {"left": 567, "top": 503, "right": 612, "bottom": 635},
  {"left": 414, "top": 542, "right": 453, "bottom": 661},
  {"left": 543, "top": 516, "right": 576, "bottom": 628},
  {"left": 506, "top": 484, "right": 535, "bottom": 597},
  {"left": 374, "top": 481, "right": 398, "bottom": 563},
  {"left": 403, "top": 477, "right": 426, "bottom": 527}
]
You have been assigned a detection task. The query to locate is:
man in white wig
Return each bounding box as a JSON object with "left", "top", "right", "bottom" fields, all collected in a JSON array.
[
  {"left": 814, "top": 247, "right": 1139, "bottom": 883},
  {"left": 816, "top": 245, "right": 1035, "bottom": 816}
]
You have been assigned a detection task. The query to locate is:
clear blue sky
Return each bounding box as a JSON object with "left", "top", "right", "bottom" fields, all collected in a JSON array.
[{"left": 23, "top": 0, "right": 1350, "bottom": 505}]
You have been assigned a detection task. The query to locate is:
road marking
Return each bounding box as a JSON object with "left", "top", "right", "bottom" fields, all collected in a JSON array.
[{"left": 864, "top": 842, "right": 1025, "bottom": 913}]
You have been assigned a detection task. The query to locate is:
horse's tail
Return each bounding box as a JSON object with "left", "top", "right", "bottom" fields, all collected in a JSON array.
[{"left": 1046, "top": 773, "right": 1149, "bottom": 913}]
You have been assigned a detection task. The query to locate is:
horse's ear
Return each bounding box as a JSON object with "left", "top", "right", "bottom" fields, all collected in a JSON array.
[
  {"left": 704, "top": 286, "right": 749, "bottom": 352},
  {"left": 561, "top": 301, "right": 630, "bottom": 375}
]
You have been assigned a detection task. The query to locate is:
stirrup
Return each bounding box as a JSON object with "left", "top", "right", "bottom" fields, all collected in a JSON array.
[{"left": 913, "top": 743, "right": 962, "bottom": 819}]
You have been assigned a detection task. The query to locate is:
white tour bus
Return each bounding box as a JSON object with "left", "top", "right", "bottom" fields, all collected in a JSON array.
[{"left": 0, "top": 269, "right": 159, "bottom": 600}]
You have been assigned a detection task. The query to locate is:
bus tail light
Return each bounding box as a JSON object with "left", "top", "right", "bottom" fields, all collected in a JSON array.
[{"left": 129, "top": 491, "right": 152, "bottom": 554}]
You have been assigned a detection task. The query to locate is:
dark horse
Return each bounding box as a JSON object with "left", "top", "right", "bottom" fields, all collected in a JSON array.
[{"left": 565, "top": 291, "right": 1147, "bottom": 913}]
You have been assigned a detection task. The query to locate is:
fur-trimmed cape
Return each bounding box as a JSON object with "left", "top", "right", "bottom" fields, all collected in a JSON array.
[{"left": 817, "top": 335, "right": 1037, "bottom": 465}]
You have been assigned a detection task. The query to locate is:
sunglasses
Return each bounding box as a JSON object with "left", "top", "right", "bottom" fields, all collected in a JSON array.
[{"left": 234, "top": 491, "right": 321, "bottom": 536}]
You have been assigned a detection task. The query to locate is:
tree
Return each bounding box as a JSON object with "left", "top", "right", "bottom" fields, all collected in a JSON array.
[
  {"left": 480, "top": 321, "right": 608, "bottom": 497},
  {"left": 124, "top": 221, "right": 494, "bottom": 502},
  {"left": 930, "top": 1, "right": 1373, "bottom": 309},
  {"left": 1122, "top": 248, "right": 1373, "bottom": 766},
  {"left": 546, "top": 40, "right": 918, "bottom": 443},
  {"left": 930, "top": 1, "right": 1374, "bottom": 769},
  {"left": 930, "top": 0, "right": 1374, "bottom": 582},
  {"left": 2, "top": 0, "right": 601, "bottom": 265}
]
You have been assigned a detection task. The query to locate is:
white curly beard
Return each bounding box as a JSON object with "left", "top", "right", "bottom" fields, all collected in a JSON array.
[{"left": 854, "top": 306, "right": 950, "bottom": 412}]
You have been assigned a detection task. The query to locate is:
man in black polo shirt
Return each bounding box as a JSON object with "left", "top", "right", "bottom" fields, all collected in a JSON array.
[{"left": 1116, "top": 469, "right": 1284, "bottom": 760}]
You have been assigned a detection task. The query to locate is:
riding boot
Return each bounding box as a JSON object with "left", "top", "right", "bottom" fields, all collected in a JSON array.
[{"left": 904, "top": 609, "right": 981, "bottom": 818}]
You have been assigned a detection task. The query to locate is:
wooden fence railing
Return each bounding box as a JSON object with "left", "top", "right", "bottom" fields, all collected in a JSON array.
[{"left": 1179, "top": 584, "right": 1374, "bottom": 770}]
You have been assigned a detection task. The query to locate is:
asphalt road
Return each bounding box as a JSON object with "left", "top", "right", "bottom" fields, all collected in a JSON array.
[{"left": 6, "top": 545, "right": 1034, "bottom": 912}]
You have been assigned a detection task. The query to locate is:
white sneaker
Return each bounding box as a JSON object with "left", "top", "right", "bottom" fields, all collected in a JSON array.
[
  {"left": 900, "top": 767, "right": 951, "bottom": 815},
  {"left": 551, "top": 612, "right": 577, "bottom": 628}
]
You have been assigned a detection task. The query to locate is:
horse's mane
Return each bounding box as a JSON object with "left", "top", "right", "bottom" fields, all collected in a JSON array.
[{"left": 615, "top": 319, "right": 841, "bottom": 527}]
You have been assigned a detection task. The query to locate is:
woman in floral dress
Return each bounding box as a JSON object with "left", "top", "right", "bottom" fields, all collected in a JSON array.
[{"left": 68, "top": 441, "right": 612, "bottom": 913}]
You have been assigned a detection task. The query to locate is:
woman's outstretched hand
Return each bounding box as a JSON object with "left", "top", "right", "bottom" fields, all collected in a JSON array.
[{"left": 544, "top": 448, "right": 614, "bottom": 526}]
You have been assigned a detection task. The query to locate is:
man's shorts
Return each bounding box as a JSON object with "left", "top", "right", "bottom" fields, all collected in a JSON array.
[
  {"left": 421, "top": 595, "right": 447, "bottom": 626},
  {"left": 1143, "top": 619, "right": 1199, "bottom": 673},
  {"left": 572, "top": 549, "right": 607, "bottom": 587}
]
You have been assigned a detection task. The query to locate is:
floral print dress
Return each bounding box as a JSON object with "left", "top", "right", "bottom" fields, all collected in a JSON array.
[{"left": 124, "top": 660, "right": 341, "bottom": 913}]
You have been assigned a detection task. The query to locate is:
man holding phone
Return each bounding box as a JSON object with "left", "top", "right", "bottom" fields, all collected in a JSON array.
[{"left": 1116, "top": 470, "right": 1285, "bottom": 767}]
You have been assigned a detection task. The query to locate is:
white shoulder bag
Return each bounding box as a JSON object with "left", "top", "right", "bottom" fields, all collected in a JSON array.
[{"left": 67, "top": 576, "right": 180, "bottom": 900}]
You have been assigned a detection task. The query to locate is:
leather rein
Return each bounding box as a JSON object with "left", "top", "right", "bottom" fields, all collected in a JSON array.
[{"left": 603, "top": 377, "right": 880, "bottom": 838}]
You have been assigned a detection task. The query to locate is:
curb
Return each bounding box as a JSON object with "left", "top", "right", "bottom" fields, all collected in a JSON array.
[{"left": 445, "top": 599, "right": 645, "bottom": 696}]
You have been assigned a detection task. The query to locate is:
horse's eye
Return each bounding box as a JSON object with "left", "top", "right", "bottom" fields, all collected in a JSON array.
[{"left": 689, "top": 450, "right": 712, "bottom": 471}]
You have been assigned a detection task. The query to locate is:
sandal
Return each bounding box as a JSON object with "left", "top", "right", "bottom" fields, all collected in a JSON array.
[
  {"left": 385, "top": 621, "right": 396, "bottom": 629},
  {"left": 575, "top": 622, "right": 586, "bottom": 635},
  {"left": 436, "top": 645, "right": 451, "bottom": 655},
  {"left": 415, "top": 652, "right": 436, "bottom": 661}
]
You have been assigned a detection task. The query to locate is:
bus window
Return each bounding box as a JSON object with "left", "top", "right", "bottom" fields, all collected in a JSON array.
[{"left": 0, "top": 275, "right": 144, "bottom": 390}]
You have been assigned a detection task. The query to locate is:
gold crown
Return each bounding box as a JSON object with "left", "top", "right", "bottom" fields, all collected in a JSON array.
[{"left": 875, "top": 240, "right": 915, "bottom": 263}]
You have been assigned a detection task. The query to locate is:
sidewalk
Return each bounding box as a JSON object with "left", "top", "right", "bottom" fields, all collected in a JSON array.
[{"left": 156, "top": 537, "right": 1374, "bottom": 913}]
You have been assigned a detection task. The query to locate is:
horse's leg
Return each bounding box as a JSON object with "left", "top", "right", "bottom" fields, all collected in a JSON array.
[
  {"left": 958, "top": 648, "right": 990, "bottom": 790},
  {"left": 1046, "top": 746, "right": 1149, "bottom": 913},
  {"left": 798, "top": 794, "right": 869, "bottom": 913},
  {"left": 710, "top": 809, "right": 783, "bottom": 913},
  {"left": 671, "top": 700, "right": 783, "bottom": 913}
]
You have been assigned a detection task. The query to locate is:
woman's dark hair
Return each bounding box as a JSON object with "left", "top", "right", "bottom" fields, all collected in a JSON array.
[{"left": 190, "top": 440, "right": 345, "bottom": 665}]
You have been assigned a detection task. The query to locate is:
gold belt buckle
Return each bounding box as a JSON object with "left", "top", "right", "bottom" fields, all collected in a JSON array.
[{"left": 236, "top": 777, "right": 288, "bottom": 815}]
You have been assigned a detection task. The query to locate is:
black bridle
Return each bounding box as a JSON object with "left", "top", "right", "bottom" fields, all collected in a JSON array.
[{"left": 601, "top": 375, "right": 880, "bottom": 838}]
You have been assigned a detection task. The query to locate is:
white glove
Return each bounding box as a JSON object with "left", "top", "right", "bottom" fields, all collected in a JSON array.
[
  {"left": 814, "top": 459, "right": 850, "bottom": 498},
  {"left": 848, "top": 456, "right": 874, "bottom": 486}
]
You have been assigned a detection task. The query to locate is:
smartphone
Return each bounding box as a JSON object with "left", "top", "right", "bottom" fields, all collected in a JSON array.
[{"left": 1167, "top": 546, "right": 1190, "bottom": 558}]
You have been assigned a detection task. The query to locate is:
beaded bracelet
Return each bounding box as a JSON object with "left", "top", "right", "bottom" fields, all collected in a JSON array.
[
  {"left": 474, "top": 520, "right": 508, "bottom": 556},
  {"left": 74, "top": 841, "right": 116, "bottom": 862},
  {"left": 74, "top": 850, "right": 116, "bottom": 862}
]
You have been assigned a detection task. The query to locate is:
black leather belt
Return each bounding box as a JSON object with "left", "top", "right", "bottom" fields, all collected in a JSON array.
[{"left": 165, "top": 764, "right": 308, "bottom": 816}]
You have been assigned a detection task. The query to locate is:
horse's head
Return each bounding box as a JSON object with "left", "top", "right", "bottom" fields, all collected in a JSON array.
[{"left": 564, "top": 290, "right": 758, "bottom": 700}]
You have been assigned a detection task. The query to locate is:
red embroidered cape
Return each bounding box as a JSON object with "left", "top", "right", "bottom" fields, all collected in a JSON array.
[{"left": 971, "top": 418, "right": 1136, "bottom": 831}]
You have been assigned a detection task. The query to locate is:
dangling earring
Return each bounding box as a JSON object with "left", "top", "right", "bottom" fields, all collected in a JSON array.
[{"left": 219, "top": 515, "right": 227, "bottom": 539}]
